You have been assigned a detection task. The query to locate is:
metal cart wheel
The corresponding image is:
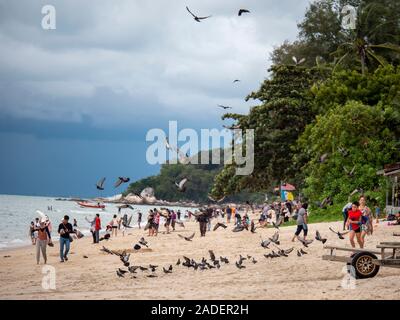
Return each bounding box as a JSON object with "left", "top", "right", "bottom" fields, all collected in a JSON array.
[{"left": 347, "top": 252, "right": 380, "bottom": 279}]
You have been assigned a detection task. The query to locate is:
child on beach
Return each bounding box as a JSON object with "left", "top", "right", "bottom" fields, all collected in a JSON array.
[
  {"left": 29, "top": 221, "right": 36, "bottom": 245},
  {"left": 346, "top": 201, "right": 364, "bottom": 248}
]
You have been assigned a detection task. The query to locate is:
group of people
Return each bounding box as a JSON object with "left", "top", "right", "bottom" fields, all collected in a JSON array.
[{"left": 145, "top": 208, "right": 185, "bottom": 236}]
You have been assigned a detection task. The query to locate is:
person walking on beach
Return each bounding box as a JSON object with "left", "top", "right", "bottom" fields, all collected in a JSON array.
[
  {"left": 58, "top": 215, "right": 75, "bottom": 262},
  {"left": 171, "top": 210, "right": 177, "bottom": 231},
  {"left": 342, "top": 202, "right": 352, "bottom": 231},
  {"left": 29, "top": 221, "right": 36, "bottom": 245},
  {"left": 111, "top": 215, "right": 119, "bottom": 237},
  {"left": 73, "top": 218, "right": 78, "bottom": 228},
  {"left": 164, "top": 209, "right": 172, "bottom": 234},
  {"left": 94, "top": 214, "right": 101, "bottom": 243},
  {"left": 154, "top": 210, "right": 160, "bottom": 236},
  {"left": 137, "top": 211, "right": 142, "bottom": 229},
  {"left": 346, "top": 201, "right": 364, "bottom": 248},
  {"left": 198, "top": 209, "right": 210, "bottom": 237},
  {"left": 35, "top": 220, "right": 49, "bottom": 264},
  {"left": 359, "top": 196, "right": 373, "bottom": 239},
  {"left": 177, "top": 210, "right": 181, "bottom": 221},
  {"left": 146, "top": 210, "right": 155, "bottom": 236},
  {"left": 292, "top": 203, "right": 309, "bottom": 242},
  {"left": 374, "top": 204, "right": 381, "bottom": 224},
  {"left": 85, "top": 216, "right": 96, "bottom": 243}
]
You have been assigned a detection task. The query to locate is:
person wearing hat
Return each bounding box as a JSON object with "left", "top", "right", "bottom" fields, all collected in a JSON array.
[
  {"left": 35, "top": 220, "right": 50, "bottom": 264},
  {"left": 58, "top": 215, "right": 75, "bottom": 262}
]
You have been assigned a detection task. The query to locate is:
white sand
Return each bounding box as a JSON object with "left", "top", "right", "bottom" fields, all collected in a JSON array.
[{"left": 0, "top": 216, "right": 399, "bottom": 300}]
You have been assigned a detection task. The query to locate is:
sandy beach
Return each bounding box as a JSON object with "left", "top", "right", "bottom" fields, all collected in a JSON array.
[{"left": 1, "top": 216, "right": 399, "bottom": 300}]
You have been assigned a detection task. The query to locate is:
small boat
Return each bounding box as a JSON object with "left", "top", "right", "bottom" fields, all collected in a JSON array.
[{"left": 77, "top": 201, "right": 105, "bottom": 209}]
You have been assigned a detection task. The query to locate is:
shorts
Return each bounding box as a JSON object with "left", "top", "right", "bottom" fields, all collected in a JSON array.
[
  {"left": 295, "top": 224, "right": 308, "bottom": 236},
  {"left": 353, "top": 227, "right": 361, "bottom": 233}
]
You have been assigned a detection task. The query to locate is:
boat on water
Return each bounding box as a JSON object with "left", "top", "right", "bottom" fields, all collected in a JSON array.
[{"left": 77, "top": 201, "right": 106, "bottom": 209}]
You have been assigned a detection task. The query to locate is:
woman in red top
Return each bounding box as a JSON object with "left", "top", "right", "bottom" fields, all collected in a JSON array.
[{"left": 346, "top": 201, "right": 364, "bottom": 248}]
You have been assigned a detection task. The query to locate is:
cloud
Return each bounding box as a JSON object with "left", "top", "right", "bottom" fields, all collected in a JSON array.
[{"left": 0, "top": 0, "right": 312, "bottom": 133}]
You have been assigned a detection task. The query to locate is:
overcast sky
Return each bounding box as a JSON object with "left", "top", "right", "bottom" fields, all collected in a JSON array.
[{"left": 0, "top": 0, "right": 313, "bottom": 197}]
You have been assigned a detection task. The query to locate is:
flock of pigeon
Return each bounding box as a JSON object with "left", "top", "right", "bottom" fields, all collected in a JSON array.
[{"left": 103, "top": 216, "right": 353, "bottom": 279}]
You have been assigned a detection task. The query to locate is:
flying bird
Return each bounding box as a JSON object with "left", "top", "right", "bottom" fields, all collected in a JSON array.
[
  {"left": 96, "top": 177, "right": 106, "bottom": 190},
  {"left": 238, "top": 9, "right": 250, "bottom": 16},
  {"left": 139, "top": 237, "right": 149, "bottom": 247},
  {"left": 343, "top": 165, "right": 356, "bottom": 177},
  {"left": 163, "top": 266, "right": 173, "bottom": 274},
  {"left": 300, "top": 248, "right": 308, "bottom": 255},
  {"left": 209, "top": 250, "right": 216, "bottom": 262},
  {"left": 297, "top": 250, "right": 302, "bottom": 257},
  {"left": 213, "top": 222, "right": 227, "bottom": 231},
  {"left": 315, "top": 230, "right": 327, "bottom": 244},
  {"left": 114, "top": 177, "right": 130, "bottom": 188},
  {"left": 178, "top": 232, "right": 195, "bottom": 241},
  {"left": 251, "top": 257, "right": 257, "bottom": 264},
  {"left": 116, "top": 270, "right": 125, "bottom": 278},
  {"left": 329, "top": 227, "right": 349, "bottom": 240},
  {"left": 223, "top": 124, "right": 241, "bottom": 130},
  {"left": 260, "top": 237, "right": 271, "bottom": 249},
  {"left": 233, "top": 79, "right": 241, "bottom": 83},
  {"left": 320, "top": 153, "right": 329, "bottom": 163},
  {"left": 208, "top": 195, "right": 226, "bottom": 203},
  {"left": 235, "top": 260, "right": 246, "bottom": 269},
  {"left": 217, "top": 105, "right": 232, "bottom": 110},
  {"left": 186, "top": 6, "right": 212, "bottom": 22},
  {"left": 269, "top": 231, "right": 280, "bottom": 245},
  {"left": 175, "top": 177, "right": 188, "bottom": 192},
  {"left": 292, "top": 56, "right": 306, "bottom": 65}
]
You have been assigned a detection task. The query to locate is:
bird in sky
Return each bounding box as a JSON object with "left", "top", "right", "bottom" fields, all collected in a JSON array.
[
  {"left": 186, "top": 6, "right": 212, "bottom": 22},
  {"left": 238, "top": 9, "right": 250, "bottom": 16},
  {"left": 96, "top": 177, "right": 106, "bottom": 190}
]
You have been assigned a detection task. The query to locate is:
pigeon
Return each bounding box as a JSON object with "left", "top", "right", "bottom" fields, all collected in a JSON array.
[
  {"left": 208, "top": 195, "right": 226, "bottom": 203},
  {"left": 251, "top": 258, "right": 257, "bottom": 264},
  {"left": 118, "top": 204, "right": 135, "bottom": 210},
  {"left": 176, "top": 258, "right": 181, "bottom": 265},
  {"left": 298, "top": 237, "right": 313, "bottom": 247},
  {"left": 235, "top": 261, "right": 246, "bottom": 269},
  {"left": 300, "top": 248, "right": 308, "bottom": 255},
  {"left": 343, "top": 165, "right": 356, "bottom": 177},
  {"left": 238, "top": 255, "right": 247, "bottom": 264},
  {"left": 139, "top": 237, "right": 149, "bottom": 247},
  {"left": 128, "top": 266, "right": 139, "bottom": 273},
  {"left": 118, "top": 268, "right": 128, "bottom": 274},
  {"left": 297, "top": 250, "right": 302, "bottom": 257},
  {"left": 133, "top": 244, "right": 141, "bottom": 250},
  {"left": 269, "top": 231, "right": 280, "bottom": 245},
  {"left": 186, "top": 6, "right": 212, "bottom": 22},
  {"left": 217, "top": 105, "right": 232, "bottom": 110},
  {"left": 220, "top": 256, "right": 229, "bottom": 264},
  {"left": 175, "top": 221, "right": 185, "bottom": 228},
  {"left": 213, "top": 222, "right": 228, "bottom": 231},
  {"left": 116, "top": 270, "right": 125, "bottom": 278},
  {"left": 273, "top": 216, "right": 284, "bottom": 229},
  {"left": 83, "top": 255, "right": 88, "bottom": 259},
  {"left": 223, "top": 124, "right": 241, "bottom": 130},
  {"left": 238, "top": 9, "right": 250, "bottom": 16},
  {"left": 96, "top": 177, "right": 106, "bottom": 190},
  {"left": 320, "top": 153, "right": 329, "bottom": 163},
  {"left": 292, "top": 56, "right": 306, "bottom": 65},
  {"left": 175, "top": 178, "right": 188, "bottom": 192},
  {"left": 100, "top": 246, "right": 114, "bottom": 255},
  {"left": 260, "top": 237, "right": 271, "bottom": 249},
  {"left": 114, "top": 177, "right": 130, "bottom": 188},
  {"left": 178, "top": 233, "right": 195, "bottom": 241},
  {"left": 329, "top": 227, "right": 349, "bottom": 240},
  {"left": 147, "top": 274, "right": 157, "bottom": 278},
  {"left": 139, "top": 266, "right": 148, "bottom": 271},
  {"left": 338, "top": 146, "right": 349, "bottom": 157},
  {"left": 149, "top": 265, "right": 158, "bottom": 272},
  {"left": 315, "top": 230, "right": 327, "bottom": 244},
  {"left": 163, "top": 266, "right": 172, "bottom": 274},
  {"left": 250, "top": 221, "right": 256, "bottom": 233},
  {"left": 232, "top": 225, "right": 245, "bottom": 232},
  {"left": 209, "top": 250, "right": 216, "bottom": 262},
  {"left": 233, "top": 79, "right": 241, "bottom": 83}
]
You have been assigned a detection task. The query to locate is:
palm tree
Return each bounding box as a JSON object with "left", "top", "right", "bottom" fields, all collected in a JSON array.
[{"left": 332, "top": 2, "right": 400, "bottom": 75}]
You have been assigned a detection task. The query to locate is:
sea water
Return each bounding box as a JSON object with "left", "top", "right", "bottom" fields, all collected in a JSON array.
[{"left": 0, "top": 194, "right": 197, "bottom": 250}]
